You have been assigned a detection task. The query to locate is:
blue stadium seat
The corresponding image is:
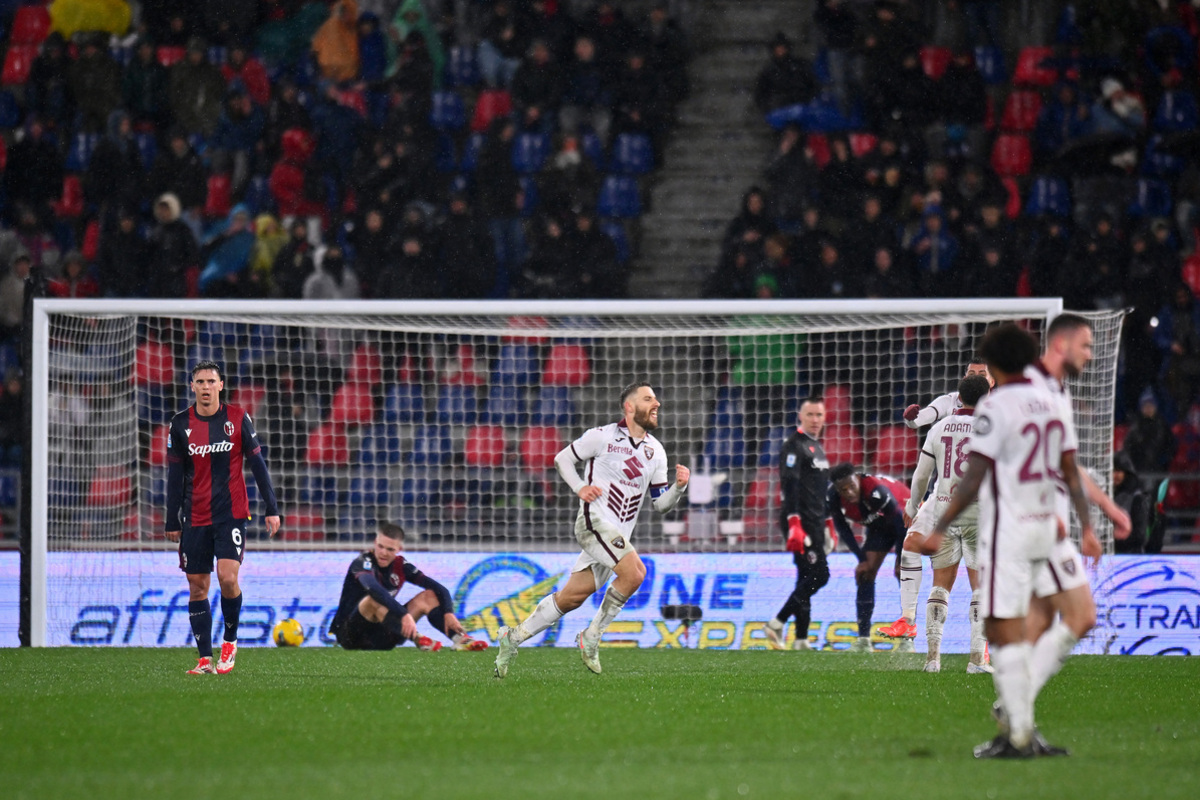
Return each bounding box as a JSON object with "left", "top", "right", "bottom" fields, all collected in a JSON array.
[
  {"left": 0, "top": 342, "right": 18, "bottom": 375},
  {"left": 711, "top": 391, "right": 746, "bottom": 428},
  {"left": 136, "top": 386, "right": 175, "bottom": 425},
  {"left": 600, "top": 220, "right": 631, "bottom": 264},
  {"left": 512, "top": 131, "right": 550, "bottom": 174},
  {"left": 359, "top": 424, "right": 402, "bottom": 465},
  {"left": 63, "top": 132, "right": 100, "bottom": 172},
  {"left": 399, "top": 468, "right": 442, "bottom": 513},
  {"left": 147, "top": 466, "right": 168, "bottom": 507},
  {"left": 813, "top": 48, "right": 832, "bottom": 85},
  {"left": 383, "top": 383, "right": 425, "bottom": 424},
  {"left": 481, "top": 384, "right": 525, "bottom": 426},
  {"left": 207, "top": 46, "right": 227, "bottom": 66},
  {"left": 580, "top": 130, "right": 606, "bottom": 170},
  {"left": 445, "top": 44, "right": 480, "bottom": 88},
  {"left": 0, "top": 468, "right": 21, "bottom": 507},
  {"left": 430, "top": 90, "right": 466, "bottom": 132},
  {"left": 242, "top": 175, "right": 273, "bottom": 214},
  {"left": 435, "top": 385, "right": 478, "bottom": 425},
  {"left": 0, "top": 90, "right": 19, "bottom": 128},
  {"left": 459, "top": 132, "right": 485, "bottom": 173},
  {"left": 519, "top": 175, "right": 540, "bottom": 218},
  {"left": 347, "top": 468, "right": 390, "bottom": 507},
  {"left": 435, "top": 132, "right": 458, "bottom": 173},
  {"left": 597, "top": 175, "right": 641, "bottom": 219},
  {"left": 530, "top": 384, "right": 576, "bottom": 426},
  {"left": 703, "top": 426, "right": 747, "bottom": 470},
  {"left": 973, "top": 46, "right": 1007, "bottom": 85},
  {"left": 1144, "top": 134, "right": 1186, "bottom": 179},
  {"left": 134, "top": 131, "right": 157, "bottom": 171},
  {"left": 197, "top": 320, "right": 243, "bottom": 349},
  {"left": 493, "top": 343, "right": 539, "bottom": 386},
  {"left": 610, "top": 132, "right": 654, "bottom": 176},
  {"left": 408, "top": 427, "right": 453, "bottom": 466},
  {"left": 759, "top": 426, "right": 795, "bottom": 467},
  {"left": 1154, "top": 90, "right": 1199, "bottom": 133},
  {"left": 299, "top": 470, "right": 339, "bottom": 506},
  {"left": 1128, "top": 178, "right": 1173, "bottom": 218},
  {"left": 1025, "top": 175, "right": 1071, "bottom": 218}
]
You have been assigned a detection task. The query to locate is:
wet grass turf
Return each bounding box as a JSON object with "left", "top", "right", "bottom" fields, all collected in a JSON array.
[{"left": 1, "top": 647, "right": 1196, "bottom": 799}]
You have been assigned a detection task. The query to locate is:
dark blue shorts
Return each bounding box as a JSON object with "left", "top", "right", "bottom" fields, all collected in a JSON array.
[
  {"left": 178, "top": 520, "right": 247, "bottom": 574},
  {"left": 336, "top": 606, "right": 411, "bottom": 651},
  {"left": 863, "top": 524, "right": 902, "bottom": 554}
]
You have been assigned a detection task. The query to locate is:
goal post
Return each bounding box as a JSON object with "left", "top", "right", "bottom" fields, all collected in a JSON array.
[{"left": 24, "top": 297, "right": 1126, "bottom": 647}]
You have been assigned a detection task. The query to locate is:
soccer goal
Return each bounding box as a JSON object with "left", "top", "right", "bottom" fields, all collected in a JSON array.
[{"left": 23, "top": 298, "right": 1123, "bottom": 645}]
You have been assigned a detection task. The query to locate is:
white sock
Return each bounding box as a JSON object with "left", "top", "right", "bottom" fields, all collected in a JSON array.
[
  {"left": 1029, "top": 619, "right": 1079, "bottom": 699},
  {"left": 991, "top": 642, "right": 1034, "bottom": 748},
  {"left": 511, "top": 593, "right": 563, "bottom": 645},
  {"left": 586, "top": 585, "right": 629, "bottom": 639},
  {"left": 926, "top": 586, "right": 949, "bottom": 659},
  {"left": 969, "top": 589, "right": 987, "bottom": 663},
  {"left": 899, "top": 550, "right": 923, "bottom": 621}
]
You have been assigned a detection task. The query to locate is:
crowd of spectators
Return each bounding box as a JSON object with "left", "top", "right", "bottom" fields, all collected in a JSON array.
[
  {"left": 0, "top": 1, "right": 690, "bottom": 335},
  {"left": 707, "top": 0, "right": 1200, "bottom": 428}
]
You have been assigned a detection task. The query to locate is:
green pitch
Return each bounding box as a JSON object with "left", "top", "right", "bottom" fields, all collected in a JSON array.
[{"left": 1, "top": 648, "right": 1196, "bottom": 800}]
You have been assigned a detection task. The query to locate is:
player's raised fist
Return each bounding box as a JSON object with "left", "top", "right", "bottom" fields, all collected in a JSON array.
[
  {"left": 903, "top": 404, "right": 921, "bottom": 422},
  {"left": 675, "top": 464, "right": 690, "bottom": 487},
  {"left": 578, "top": 485, "right": 602, "bottom": 502}
]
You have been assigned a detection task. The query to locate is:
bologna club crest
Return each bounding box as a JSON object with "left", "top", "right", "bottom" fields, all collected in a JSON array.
[{"left": 224, "top": 421, "right": 235, "bottom": 437}]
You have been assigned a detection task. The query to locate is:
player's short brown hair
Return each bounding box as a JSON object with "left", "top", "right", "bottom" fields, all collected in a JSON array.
[
  {"left": 620, "top": 381, "right": 654, "bottom": 407},
  {"left": 1046, "top": 313, "right": 1092, "bottom": 341},
  {"left": 377, "top": 521, "right": 406, "bottom": 542}
]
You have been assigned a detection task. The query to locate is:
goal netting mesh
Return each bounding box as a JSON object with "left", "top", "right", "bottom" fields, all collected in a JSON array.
[{"left": 30, "top": 299, "right": 1124, "bottom": 645}]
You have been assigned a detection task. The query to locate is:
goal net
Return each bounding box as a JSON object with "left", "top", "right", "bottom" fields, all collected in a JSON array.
[{"left": 26, "top": 298, "right": 1124, "bottom": 646}]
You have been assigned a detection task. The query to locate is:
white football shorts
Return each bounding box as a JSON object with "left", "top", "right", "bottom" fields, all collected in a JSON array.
[
  {"left": 1034, "top": 536, "right": 1090, "bottom": 597},
  {"left": 910, "top": 501, "right": 979, "bottom": 571},
  {"left": 573, "top": 509, "right": 636, "bottom": 592}
]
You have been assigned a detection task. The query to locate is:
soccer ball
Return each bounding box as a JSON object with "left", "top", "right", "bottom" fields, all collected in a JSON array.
[{"left": 272, "top": 618, "right": 305, "bottom": 647}]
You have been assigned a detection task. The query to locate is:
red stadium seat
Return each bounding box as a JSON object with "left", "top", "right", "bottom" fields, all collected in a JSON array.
[
  {"left": 88, "top": 467, "right": 132, "bottom": 508},
  {"left": 1182, "top": 255, "right": 1200, "bottom": 297},
  {"left": 81, "top": 219, "right": 100, "bottom": 262},
  {"left": 1000, "top": 176, "right": 1022, "bottom": 218},
  {"left": 228, "top": 384, "right": 267, "bottom": 418},
  {"left": 135, "top": 340, "right": 175, "bottom": 386},
  {"left": 11, "top": 6, "right": 51, "bottom": 45},
  {"left": 1113, "top": 423, "right": 1130, "bottom": 453},
  {"left": 157, "top": 46, "right": 187, "bottom": 68},
  {"left": 542, "top": 344, "right": 591, "bottom": 386},
  {"left": 147, "top": 424, "right": 170, "bottom": 468},
  {"left": 329, "top": 383, "right": 376, "bottom": 427},
  {"left": 745, "top": 466, "right": 775, "bottom": 510},
  {"left": 822, "top": 384, "right": 853, "bottom": 426},
  {"left": 53, "top": 175, "right": 84, "bottom": 218},
  {"left": 306, "top": 423, "right": 351, "bottom": 466},
  {"left": 920, "top": 46, "right": 953, "bottom": 80},
  {"left": 520, "top": 426, "right": 562, "bottom": 470},
  {"left": 1013, "top": 46, "right": 1058, "bottom": 87},
  {"left": 1, "top": 45, "right": 37, "bottom": 86},
  {"left": 806, "top": 133, "right": 831, "bottom": 169},
  {"left": 849, "top": 132, "right": 878, "bottom": 158},
  {"left": 869, "top": 425, "right": 916, "bottom": 474},
  {"left": 503, "top": 316, "right": 552, "bottom": 343},
  {"left": 822, "top": 423, "right": 864, "bottom": 467},
  {"left": 470, "top": 88, "right": 512, "bottom": 132},
  {"left": 1000, "top": 90, "right": 1042, "bottom": 132},
  {"left": 465, "top": 425, "right": 508, "bottom": 467},
  {"left": 991, "top": 134, "right": 1032, "bottom": 178},
  {"left": 282, "top": 505, "right": 326, "bottom": 541},
  {"left": 204, "top": 174, "right": 232, "bottom": 218},
  {"left": 347, "top": 344, "right": 383, "bottom": 386}
]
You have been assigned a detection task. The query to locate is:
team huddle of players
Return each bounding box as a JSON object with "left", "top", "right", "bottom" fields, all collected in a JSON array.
[{"left": 167, "top": 316, "right": 1121, "bottom": 759}]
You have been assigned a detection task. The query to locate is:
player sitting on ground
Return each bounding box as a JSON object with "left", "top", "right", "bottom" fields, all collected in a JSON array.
[
  {"left": 828, "top": 463, "right": 909, "bottom": 653},
  {"left": 880, "top": 374, "right": 992, "bottom": 673},
  {"left": 902, "top": 361, "right": 992, "bottom": 428},
  {"left": 494, "top": 381, "right": 689, "bottom": 677},
  {"left": 328, "top": 522, "right": 487, "bottom": 652}
]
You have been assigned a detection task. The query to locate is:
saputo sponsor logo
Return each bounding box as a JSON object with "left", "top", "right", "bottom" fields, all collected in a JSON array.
[{"left": 188, "top": 441, "right": 234, "bottom": 457}]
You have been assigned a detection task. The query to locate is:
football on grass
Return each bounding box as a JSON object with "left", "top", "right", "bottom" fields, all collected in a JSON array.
[{"left": 272, "top": 618, "right": 305, "bottom": 647}]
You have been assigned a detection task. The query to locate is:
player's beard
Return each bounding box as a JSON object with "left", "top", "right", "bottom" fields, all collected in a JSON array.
[{"left": 634, "top": 407, "right": 658, "bottom": 431}]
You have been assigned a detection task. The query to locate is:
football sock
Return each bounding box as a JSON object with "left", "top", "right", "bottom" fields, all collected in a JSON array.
[
  {"left": 926, "top": 586, "right": 949, "bottom": 659},
  {"left": 511, "top": 593, "right": 563, "bottom": 645},
  {"left": 899, "top": 550, "right": 923, "bottom": 621},
  {"left": 991, "top": 642, "right": 1034, "bottom": 749},
  {"left": 793, "top": 598, "right": 812, "bottom": 643},
  {"left": 426, "top": 606, "right": 447, "bottom": 637},
  {"left": 586, "top": 585, "right": 629, "bottom": 639},
  {"left": 220, "top": 593, "right": 242, "bottom": 644},
  {"left": 188, "top": 600, "right": 213, "bottom": 658},
  {"left": 969, "top": 590, "right": 987, "bottom": 662},
  {"left": 1029, "top": 619, "right": 1079, "bottom": 698},
  {"left": 855, "top": 579, "right": 875, "bottom": 638}
]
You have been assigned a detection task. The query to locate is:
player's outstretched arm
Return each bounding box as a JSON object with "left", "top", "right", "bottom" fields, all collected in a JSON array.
[
  {"left": 651, "top": 464, "right": 689, "bottom": 512},
  {"left": 906, "top": 449, "right": 935, "bottom": 521}
]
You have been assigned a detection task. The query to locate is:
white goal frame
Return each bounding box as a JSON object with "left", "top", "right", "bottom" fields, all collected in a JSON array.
[{"left": 26, "top": 297, "right": 1076, "bottom": 646}]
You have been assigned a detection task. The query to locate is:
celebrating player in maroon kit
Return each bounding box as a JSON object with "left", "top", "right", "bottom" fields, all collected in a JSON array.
[{"left": 166, "top": 361, "right": 281, "bottom": 675}]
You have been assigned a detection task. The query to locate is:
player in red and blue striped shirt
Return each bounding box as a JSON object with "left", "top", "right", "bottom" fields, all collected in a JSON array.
[{"left": 166, "top": 360, "right": 281, "bottom": 675}]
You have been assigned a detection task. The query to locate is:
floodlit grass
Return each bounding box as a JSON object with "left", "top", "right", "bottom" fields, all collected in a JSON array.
[{"left": 1, "top": 647, "right": 1196, "bottom": 799}]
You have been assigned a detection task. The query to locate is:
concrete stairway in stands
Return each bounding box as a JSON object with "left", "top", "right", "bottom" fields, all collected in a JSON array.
[{"left": 629, "top": 0, "right": 809, "bottom": 298}]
